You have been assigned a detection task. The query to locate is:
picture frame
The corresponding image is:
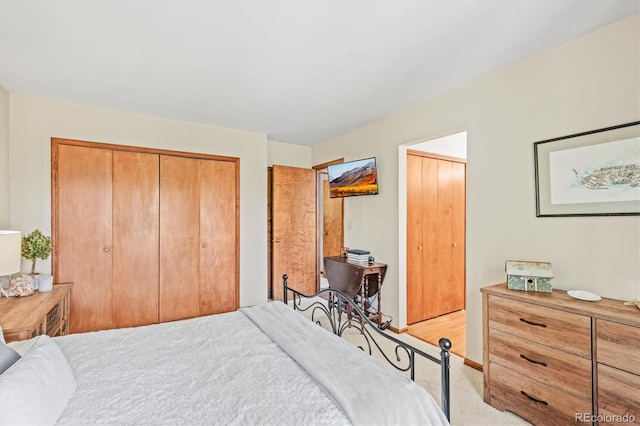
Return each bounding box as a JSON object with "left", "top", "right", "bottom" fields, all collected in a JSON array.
[{"left": 534, "top": 121, "right": 640, "bottom": 217}]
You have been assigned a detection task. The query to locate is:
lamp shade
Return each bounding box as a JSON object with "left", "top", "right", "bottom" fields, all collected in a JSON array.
[{"left": 0, "top": 230, "right": 21, "bottom": 276}]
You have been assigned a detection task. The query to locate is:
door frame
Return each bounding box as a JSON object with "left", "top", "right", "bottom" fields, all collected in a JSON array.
[
  {"left": 399, "top": 131, "right": 467, "bottom": 330},
  {"left": 405, "top": 149, "right": 467, "bottom": 324}
]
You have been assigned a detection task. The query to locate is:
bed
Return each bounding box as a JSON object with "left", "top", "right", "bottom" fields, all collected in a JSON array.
[{"left": 0, "top": 278, "right": 451, "bottom": 426}]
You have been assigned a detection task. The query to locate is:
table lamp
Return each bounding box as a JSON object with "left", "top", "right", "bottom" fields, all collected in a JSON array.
[{"left": 0, "top": 230, "right": 22, "bottom": 289}]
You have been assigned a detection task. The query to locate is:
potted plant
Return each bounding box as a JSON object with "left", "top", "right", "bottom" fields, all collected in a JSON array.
[{"left": 21, "top": 229, "right": 53, "bottom": 291}]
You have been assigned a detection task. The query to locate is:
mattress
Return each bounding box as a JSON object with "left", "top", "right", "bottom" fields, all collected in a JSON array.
[{"left": 7, "top": 301, "right": 447, "bottom": 425}]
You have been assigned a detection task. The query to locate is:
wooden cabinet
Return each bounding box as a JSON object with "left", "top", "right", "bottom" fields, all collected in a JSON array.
[
  {"left": 407, "top": 151, "right": 465, "bottom": 324},
  {"left": 53, "top": 139, "right": 239, "bottom": 333},
  {"left": 0, "top": 284, "right": 72, "bottom": 342},
  {"left": 482, "top": 284, "right": 640, "bottom": 425}
]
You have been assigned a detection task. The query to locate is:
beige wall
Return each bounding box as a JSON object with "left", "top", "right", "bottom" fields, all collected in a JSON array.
[
  {"left": 0, "top": 85, "right": 9, "bottom": 228},
  {"left": 312, "top": 15, "right": 640, "bottom": 363},
  {"left": 8, "top": 94, "right": 268, "bottom": 306},
  {"left": 267, "top": 140, "right": 312, "bottom": 168}
]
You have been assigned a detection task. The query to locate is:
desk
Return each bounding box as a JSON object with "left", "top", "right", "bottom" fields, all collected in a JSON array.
[{"left": 323, "top": 256, "right": 387, "bottom": 328}]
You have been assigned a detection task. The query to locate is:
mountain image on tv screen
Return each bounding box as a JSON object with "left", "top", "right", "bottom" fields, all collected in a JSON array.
[{"left": 327, "top": 157, "right": 378, "bottom": 198}]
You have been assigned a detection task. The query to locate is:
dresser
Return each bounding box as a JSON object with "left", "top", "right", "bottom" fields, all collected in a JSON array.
[
  {"left": 0, "top": 283, "right": 72, "bottom": 342},
  {"left": 482, "top": 283, "right": 639, "bottom": 425}
]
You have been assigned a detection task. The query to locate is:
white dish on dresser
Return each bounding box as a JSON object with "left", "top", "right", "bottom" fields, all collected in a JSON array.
[{"left": 567, "top": 290, "right": 602, "bottom": 301}]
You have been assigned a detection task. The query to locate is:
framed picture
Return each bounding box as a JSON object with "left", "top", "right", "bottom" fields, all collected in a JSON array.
[{"left": 534, "top": 121, "right": 640, "bottom": 217}]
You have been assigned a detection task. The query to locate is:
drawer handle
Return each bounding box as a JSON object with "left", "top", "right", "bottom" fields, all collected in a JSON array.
[
  {"left": 520, "top": 391, "right": 548, "bottom": 406},
  {"left": 520, "top": 354, "right": 548, "bottom": 367},
  {"left": 519, "top": 318, "right": 547, "bottom": 328}
]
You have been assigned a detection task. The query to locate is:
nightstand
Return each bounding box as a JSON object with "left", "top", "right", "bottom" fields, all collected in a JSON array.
[{"left": 0, "top": 283, "right": 72, "bottom": 342}]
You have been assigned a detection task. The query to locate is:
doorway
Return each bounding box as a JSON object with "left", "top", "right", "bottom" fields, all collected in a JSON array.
[
  {"left": 313, "top": 160, "right": 344, "bottom": 289},
  {"left": 267, "top": 160, "right": 343, "bottom": 300},
  {"left": 405, "top": 132, "right": 467, "bottom": 357}
]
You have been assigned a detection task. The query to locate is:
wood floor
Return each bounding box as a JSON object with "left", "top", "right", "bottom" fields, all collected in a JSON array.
[{"left": 407, "top": 309, "right": 466, "bottom": 358}]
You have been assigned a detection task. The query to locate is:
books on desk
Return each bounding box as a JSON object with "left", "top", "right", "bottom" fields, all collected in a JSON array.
[{"left": 347, "top": 249, "right": 370, "bottom": 263}]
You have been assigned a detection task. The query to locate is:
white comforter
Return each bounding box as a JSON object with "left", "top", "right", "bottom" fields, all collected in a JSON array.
[{"left": 50, "top": 302, "right": 446, "bottom": 425}]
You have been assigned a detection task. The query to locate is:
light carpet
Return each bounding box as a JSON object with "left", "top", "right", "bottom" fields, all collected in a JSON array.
[{"left": 291, "top": 299, "right": 531, "bottom": 426}]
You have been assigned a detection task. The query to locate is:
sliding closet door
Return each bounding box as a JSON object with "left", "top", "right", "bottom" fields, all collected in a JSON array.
[
  {"left": 56, "top": 144, "right": 113, "bottom": 333},
  {"left": 159, "top": 155, "right": 200, "bottom": 322},
  {"left": 406, "top": 154, "right": 425, "bottom": 325},
  {"left": 450, "top": 161, "right": 466, "bottom": 312},
  {"left": 406, "top": 151, "right": 466, "bottom": 324},
  {"left": 160, "top": 156, "right": 239, "bottom": 320},
  {"left": 112, "top": 151, "right": 160, "bottom": 328},
  {"left": 199, "top": 159, "right": 238, "bottom": 315}
]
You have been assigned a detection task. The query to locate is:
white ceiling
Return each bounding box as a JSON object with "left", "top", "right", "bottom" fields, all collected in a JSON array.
[{"left": 1, "top": 1, "right": 638, "bottom": 146}]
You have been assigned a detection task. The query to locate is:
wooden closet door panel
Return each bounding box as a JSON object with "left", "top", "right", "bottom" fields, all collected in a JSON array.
[
  {"left": 272, "top": 165, "right": 316, "bottom": 301},
  {"left": 57, "top": 144, "right": 113, "bottom": 333},
  {"left": 406, "top": 154, "right": 424, "bottom": 324},
  {"left": 421, "top": 157, "right": 440, "bottom": 319},
  {"left": 160, "top": 155, "right": 200, "bottom": 322},
  {"left": 433, "top": 159, "right": 454, "bottom": 316},
  {"left": 199, "top": 159, "right": 238, "bottom": 315},
  {"left": 451, "top": 161, "right": 466, "bottom": 311},
  {"left": 112, "top": 151, "right": 160, "bottom": 328}
]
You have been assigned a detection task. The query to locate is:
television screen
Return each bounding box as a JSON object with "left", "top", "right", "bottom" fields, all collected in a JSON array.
[{"left": 327, "top": 157, "right": 379, "bottom": 198}]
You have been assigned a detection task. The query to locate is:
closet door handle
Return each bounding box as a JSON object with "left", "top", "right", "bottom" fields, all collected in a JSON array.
[
  {"left": 201, "top": 243, "right": 207, "bottom": 248},
  {"left": 274, "top": 239, "right": 280, "bottom": 243},
  {"left": 418, "top": 246, "right": 422, "bottom": 250},
  {"left": 103, "top": 247, "right": 110, "bottom": 252}
]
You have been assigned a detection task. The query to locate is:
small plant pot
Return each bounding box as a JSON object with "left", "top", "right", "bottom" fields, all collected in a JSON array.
[{"left": 37, "top": 274, "right": 54, "bottom": 292}]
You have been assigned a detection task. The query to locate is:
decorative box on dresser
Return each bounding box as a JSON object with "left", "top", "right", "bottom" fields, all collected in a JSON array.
[
  {"left": 482, "top": 283, "right": 639, "bottom": 425},
  {"left": 0, "top": 283, "right": 72, "bottom": 342}
]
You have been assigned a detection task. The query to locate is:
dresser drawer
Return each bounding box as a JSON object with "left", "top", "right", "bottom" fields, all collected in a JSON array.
[
  {"left": 597, "top": 364, "right": 640, "bottom": 425},
  {"left": 488, "top": 328, "right": 591, "bottom": 399},
  {"left": 596, "top": 319, "right": 640, "bottom": 376},
  {"left": 488, "top": 295, "right": 591, "bottom": 358},
  {"left": 489, "top": 362, "right": 591, "bottom": 425}
]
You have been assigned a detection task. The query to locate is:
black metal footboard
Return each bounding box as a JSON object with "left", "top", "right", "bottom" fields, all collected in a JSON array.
[{"left": 282, "top": 274, "right": 451, "bottom": 421}]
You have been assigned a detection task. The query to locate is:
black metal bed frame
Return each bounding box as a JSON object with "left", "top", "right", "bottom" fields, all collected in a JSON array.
[{"left": 282, "top": 274, "right": 451, "bottom": 421}]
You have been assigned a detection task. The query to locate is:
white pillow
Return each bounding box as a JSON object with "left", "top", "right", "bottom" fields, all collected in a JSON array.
[
  {"left": 7, "top": 335, "right": 39, "bottom": 356},
  {"left": 0, "top": 335, "right": 77, "bottom": 425},
  {"left": 0, "top": 324, "right": 5, "bottom": 344}
]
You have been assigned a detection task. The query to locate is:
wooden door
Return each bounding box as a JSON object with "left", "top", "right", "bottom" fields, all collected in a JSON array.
[
  {"left": 272, "top": 165, "right": 316, "bottom": 301},
  {"left": 406, "top": 152, "right": 466, "bottom": 323},
  {"left": 322, "top": 179, "right": 343, "bottom": 260},
  {"left": 56, "top": 143, "right": 113, "bottom": 333},
  {"left": 199, "top": 159, "right": 238, "bottom": 315},
  {"left": 450, "top": 161, "right": 466, "bottom": 312},
  {"left": 112, "top": 151, "right": 159, "bottom": 328},
  {"left": 406, "top": 154, "right": 425, "bottom": 324},
  {"left": 267, "top": 168, "right": 273, "bottom": 298},
  {"left": 159, "top": 155, "right": 200, "bottom": 322}
]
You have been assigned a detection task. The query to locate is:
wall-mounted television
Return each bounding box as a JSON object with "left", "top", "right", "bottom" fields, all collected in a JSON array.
[{"left": 327, "top": 157, "right": 379, "bottom": 198}]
